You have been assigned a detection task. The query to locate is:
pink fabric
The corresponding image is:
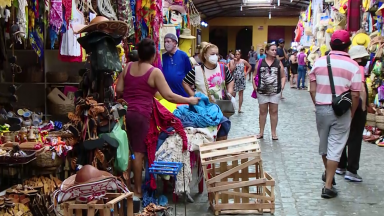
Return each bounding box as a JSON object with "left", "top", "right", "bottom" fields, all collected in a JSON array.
[
  {"left": 62, "top": 0, "right": 72, "bottom": 26},
  {"left": 309, "top": 51, "right": 361, "bottom": 105},
  {"left": 50, "top": 0, "right": 63, "bottom": 31},
  {"left": 251, "top": 59, "right": 262, "bottom": 99}
]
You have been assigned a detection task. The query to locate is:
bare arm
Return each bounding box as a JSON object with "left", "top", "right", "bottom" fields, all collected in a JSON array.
[
  {"left": 116, "top": 67, "right": 127, "bottom": 98},
  {"left": 229, "top": 60, "right": 236, "bottom": 72},
  {"left": 182, "top": 81, "right": 195, "bottom": 97},
  {"left": 279, "top": 61, "right": 286, "bottom": 90},
  {"left": 309, "top": 81, "right": 317, "bottom": 105},
  {"left": 152, "top": 69, "right": 196, "bottom": 104},
  {"left": 351, "top": 91, "right": 360, "bottom": 118},
  {"left": 226, "top": 81, "right": 234, "bottom": 96},
  {"left": 243, "top": 59, "right": 252, "bottom": 75}
]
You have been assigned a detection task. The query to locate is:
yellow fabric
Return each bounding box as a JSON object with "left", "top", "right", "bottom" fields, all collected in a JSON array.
[
  {"left": 156, "top": 98, "right": 178, "bottom": 113},
  {"left": 179, "top": 38, "right": 193, "bottom": 57},
  {"left": 308, "top": 1, "right": 312, "bottom": 20},
  {"left": 0, "top": 0, "right": 11, "bottom": 8},
  {"left": 320, "top": 44, "right": 328, "bottom": 56}
]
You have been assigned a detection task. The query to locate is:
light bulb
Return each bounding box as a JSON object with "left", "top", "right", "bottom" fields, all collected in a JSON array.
[
  {"left": 269, "top": 12, "right": 271, "bottom": 19},
  {"left": 240, "top": 6, "right": 242, "bottom": 11},
  {"left": 278, "top": 0, "right": 280, "bottom": 6},
  {"left": 274, "top": 5, "right": 276, "bottom": 8}
]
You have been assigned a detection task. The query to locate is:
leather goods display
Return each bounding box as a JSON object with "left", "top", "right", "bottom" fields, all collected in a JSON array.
[
  {"left": 326, "top": 55, "right": 352, "bottom": 116},
  {"left": 52, "top": 165, "right": 129, "bottom": 203}
]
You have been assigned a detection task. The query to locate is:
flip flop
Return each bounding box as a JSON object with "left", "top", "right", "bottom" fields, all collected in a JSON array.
[
  {"left": 272, "top": 136, "right": 279, "bottom": 141},
  {"left": 256, "top": 134, "right": 263, "bottom": 139},
  {"left": 238, "top": 110, "right": 244, "bottom": 113}
]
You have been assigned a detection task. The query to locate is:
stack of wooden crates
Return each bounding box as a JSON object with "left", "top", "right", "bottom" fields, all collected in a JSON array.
[{"left": 200, "top": 136, "right": 275, "bottom": 215}]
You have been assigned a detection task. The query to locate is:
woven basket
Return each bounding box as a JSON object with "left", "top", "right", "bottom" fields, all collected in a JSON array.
[
  {"left": 377, "top": 122, "right": 384, "bottom": 130},
  {"left": 68, "top": 75, "right": 82, "bottom": 83},
  {"left": 32, "top": 150, "right": 63, "bottom": 167},
  {"left": 48, "top": 131, "right": 73, "bottom": 138},
  {"left": 367, "top": 113, "right": 376, "bottom": 122},
  {"left": 376, "top": 115, "right": 384, "bottom": 123},
  {"left": 27, "top": 66, "right": 43, "bottom": 83},
  {"left": 47, "top": 71, "right": 68, "bottom": 83},
  {"left": 366, "top": 120, "right": 376, "bottom": 127},
  {"left": 48, "top": 102, "right": 75, "bottom": 116}
]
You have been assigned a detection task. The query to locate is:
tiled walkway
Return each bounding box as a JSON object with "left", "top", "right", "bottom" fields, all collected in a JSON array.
[{"left": 174, "top": 82, "right": 384, "bottom": 216}]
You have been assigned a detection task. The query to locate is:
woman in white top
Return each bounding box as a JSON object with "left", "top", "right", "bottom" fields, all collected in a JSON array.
[{"left": 182, "top": 43, "right": 234, "bottom": 140}]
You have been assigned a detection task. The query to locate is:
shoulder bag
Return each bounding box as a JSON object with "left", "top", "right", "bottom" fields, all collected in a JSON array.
[
  {"left": 326, "top": 55, "right": 352, "bottom": 116},
  {"left": 201, "top": 64, "right": 235, "bottom": 118}
]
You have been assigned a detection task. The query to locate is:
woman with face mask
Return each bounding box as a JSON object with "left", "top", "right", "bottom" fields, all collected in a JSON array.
[
  {"left": 229, "top": 50, "right": 252, "bottom": 113},
  {"left": 116, "top": 38, "right": 199, "bottom": 198},
  {"left": 182, "top": 42, "right": 234, "bottom": 140}
]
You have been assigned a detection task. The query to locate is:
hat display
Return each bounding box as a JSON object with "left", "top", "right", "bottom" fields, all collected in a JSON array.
[
  {"left": 349, "top": 45, "right": 369, "bottom": 60},
  {"left": 351, "top": 32, "right": 370, "bottom": 48},
  {"left": 310, "top": 46, "right": 320, "bottom": 54},
  {"left": 72, "top": 16, "right": 129, "bottom": 36},
  {"left": 179, "top": 28, "right": 196, "bottom": 39}
]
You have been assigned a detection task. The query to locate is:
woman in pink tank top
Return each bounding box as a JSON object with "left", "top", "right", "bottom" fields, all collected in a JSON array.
[{"left": 116, "top": 38, "right": 199, "bottom": 198}]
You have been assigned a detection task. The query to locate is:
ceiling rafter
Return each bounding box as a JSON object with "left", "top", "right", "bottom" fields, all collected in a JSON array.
[{"left": 195, "top": 0, "right": 309, "bottom": 19}]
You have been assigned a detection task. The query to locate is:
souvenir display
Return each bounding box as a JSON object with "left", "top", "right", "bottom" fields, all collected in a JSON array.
[{"left": 0, "top": 0, "right": 207, "bottom": 215}]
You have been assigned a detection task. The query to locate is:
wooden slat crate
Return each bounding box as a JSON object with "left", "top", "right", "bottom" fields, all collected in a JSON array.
[
  {"left": 200, "top": 136, "right": 275, "bottom": 215},
  {"left": 61, "top": 193, "right": 134, "bottom": 216}
]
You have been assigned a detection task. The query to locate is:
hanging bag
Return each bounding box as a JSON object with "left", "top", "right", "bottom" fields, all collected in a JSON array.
[
  {"left": 201, "top": 63, "right": 235, "bottom": 118},
  {"left": 326, "top": 55, "right": 352, "bottom": 116}
]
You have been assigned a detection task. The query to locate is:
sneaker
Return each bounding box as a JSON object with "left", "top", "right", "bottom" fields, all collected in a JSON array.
[
  {"left": 321, "top": 187, "right": 338, "bottom": 199},
  {"left": 322, "top": 171, "right": 336, "bottom": 185},
  {"left": 335, "top": 168, "right": 346, "bottom": 175},
  {"left": 344, "top": 171, "right": 363, "bottom": 182}
]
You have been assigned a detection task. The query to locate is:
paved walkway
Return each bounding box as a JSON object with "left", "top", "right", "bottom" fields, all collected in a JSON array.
[{"left": 175, "top": 82, "right": 384, "bottom": 216}]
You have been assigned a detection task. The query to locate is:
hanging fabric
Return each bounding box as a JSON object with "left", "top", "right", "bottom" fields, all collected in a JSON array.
[
  {"left": 50, "top": 0, "right": 63, "bottom": 31},
  {"left": 59, "top": 0, "right": 84, "bottom": 62},
  {"left": 17, "top": 0, "right": 28, "bottom": 39}
]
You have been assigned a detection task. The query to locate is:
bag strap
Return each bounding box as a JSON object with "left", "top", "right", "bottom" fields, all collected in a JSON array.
[
  {"left": 200, "top": 66, "right": 215, "bottom": 103},
  {"left": 326, "top": 55, "right": 336, "bottom": 98}
]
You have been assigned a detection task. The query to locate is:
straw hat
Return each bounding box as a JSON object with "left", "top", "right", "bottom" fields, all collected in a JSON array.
[
  {"left": 349, "top": 45, "right": 369, "bottom": 60},
  {"left": 72, "top": 16, "right": 129, "bottom": 36},
  {"left": 179, "top": 28, "right": 196, "bottom": 39},
  {"left": 310, "top": 46, "right": 320, "bottom": 54},
  {"left": 352, "top": 32, "right": 370, "bottom": 48},
  {"left": 376, "top": 4, "right": 384, "bottom": 15}
]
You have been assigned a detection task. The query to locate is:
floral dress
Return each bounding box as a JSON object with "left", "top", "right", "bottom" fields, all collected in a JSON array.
[{"left": 233, "top": 62, "right": 246, "bottom": 92}]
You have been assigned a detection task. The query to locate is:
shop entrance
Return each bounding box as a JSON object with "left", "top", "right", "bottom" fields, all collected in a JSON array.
[
  {"left": 235, "top": 27, "right": 252, "bottom": 59},
  {"left": 209, "top": 28, "right": 228, "bottom": 58}
]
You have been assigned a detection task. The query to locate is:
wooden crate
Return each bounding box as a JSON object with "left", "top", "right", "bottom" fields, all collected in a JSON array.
[
  {"left": 62, "top": 193, "right": 134, "bottom": 216},
  {"left": 200, "top": 136, "right": 275, "bottom": 215}
]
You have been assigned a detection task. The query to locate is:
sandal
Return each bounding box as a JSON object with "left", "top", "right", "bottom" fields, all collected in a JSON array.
[
  {"left": 272, "top": 136, "right": 279, "bottom": 140},
  {"left": 256, "top": 134, "right": 263, "bottom": 139}
]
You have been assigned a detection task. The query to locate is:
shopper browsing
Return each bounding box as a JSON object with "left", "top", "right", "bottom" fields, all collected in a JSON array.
[{"left": 336, "top": 45, "right": 369, "bottom": 182}]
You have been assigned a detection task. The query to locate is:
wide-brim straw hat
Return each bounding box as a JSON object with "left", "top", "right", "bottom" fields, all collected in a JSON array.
[
  {"left": 72, "top": 16, "right": 129, "bottom": 37},
  {"left": 352, "top": 32, "right": 371, "bottom": 48},
  {"left": 179, "top": 28, "right": 196, "bottom": 39}
]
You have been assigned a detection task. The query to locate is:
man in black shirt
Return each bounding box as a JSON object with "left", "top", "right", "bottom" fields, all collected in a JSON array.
[{"left": 276, "top": 38, "right": 288, "bottom": 99}]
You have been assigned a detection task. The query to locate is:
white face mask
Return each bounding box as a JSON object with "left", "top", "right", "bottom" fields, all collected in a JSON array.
[{"left": 207, "top": 54, "right": 218, "bottom": 64}]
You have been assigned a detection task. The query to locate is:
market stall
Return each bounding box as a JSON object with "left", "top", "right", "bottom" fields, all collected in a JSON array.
[
  {"left": 0, "top": 0, "right": 213, "bottom": 215},
  {"left": 295, "top": 0, "right": 384, "bottom": 147}
]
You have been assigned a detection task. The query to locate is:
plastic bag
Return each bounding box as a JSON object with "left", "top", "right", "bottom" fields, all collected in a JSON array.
[{"left": 100, "top": 118, "right": 129, "bottom": 172}]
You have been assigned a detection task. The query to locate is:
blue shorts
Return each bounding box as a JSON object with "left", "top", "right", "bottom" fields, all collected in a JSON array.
[{"left": 250, "top": 64, "right": 256, "bottom": 71}]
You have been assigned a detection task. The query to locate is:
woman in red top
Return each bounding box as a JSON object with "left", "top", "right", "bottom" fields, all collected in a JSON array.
[{"left": 116, "top": 38, "right": 199, "bottom": 198}]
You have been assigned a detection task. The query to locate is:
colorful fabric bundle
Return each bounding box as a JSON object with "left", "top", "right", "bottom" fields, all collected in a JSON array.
[
  {"left": 145, "top": 99, "right": 187, "bottom": 189},
  {"left": 347, "top": 0, "right": 361, "bottom": 31},
  {"left": 62, "top": 0, "right": 72, "bottom": 25}
]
